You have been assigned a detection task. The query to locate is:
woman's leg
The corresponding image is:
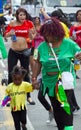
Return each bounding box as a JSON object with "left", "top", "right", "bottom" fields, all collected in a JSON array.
[
  {"left": 38, "top": 89, "right": 51, "bottom": 111},
  {"left": 7, "top": 49, "right": 19, "bottom": 106},
  {"left": 49, "top": 96, "right": 73, "bottom": 130},
  {"left": 38, "top": 89, "right": 53, "bottom": 123},
  {"left": 20, "top": 55, "right": 35, "bottom": 105},
  {"left": 71, "top": 90, "right": 80, "bottom": 111},
  {"left": 8, "top": 49, "right": 18, "bottom": 84}
]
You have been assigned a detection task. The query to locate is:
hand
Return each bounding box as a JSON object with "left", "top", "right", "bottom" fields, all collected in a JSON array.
[
  {"left": 40, "top": 7, "right": 45, "bottom": 14},
  {"left": 29, "top": 27, "right": 36, "bottom": 40},
  {"left": 32, "top": 79, "right": 40, "bottom": 90},
  {"left": 9, "top": 29, "right": 15, "bottom": 36},
  {"left": 75, "top": 52, "right": 81, "bottom": 60}
]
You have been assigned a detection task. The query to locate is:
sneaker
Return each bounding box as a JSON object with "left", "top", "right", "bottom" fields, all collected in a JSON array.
[
  {"left": 27, "top": 100, "right": 35, "bottom": 105},
  {"left": 46, "top": 111, "right": 54, "bottom": 124},
  {"left": 27, "top": 98, "right": 35, "bottom": 105},
  {"left": 76, "top": 75, "right": 80, "bottom": 79},
  {"left": 6, "top": 103, "right": 10, "bottom": 107},
  {"left": 73, "top": 107, "right": 80, "bottom": 114},
  {"left": 76, "top": 106, "right": 80, "bottom": 111}
]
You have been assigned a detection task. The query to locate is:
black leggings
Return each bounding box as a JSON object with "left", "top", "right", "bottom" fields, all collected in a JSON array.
[
  {"left": 38, "top": 89, "right": 51, "bottom": 111},
  {"left": 71, "top": 90, "right": 79, "bottom": 110},
  {"left": 49, "top": 90, "right": 73, "bottom": 130},
  {"left": 11, "top": 109, "right": 27, "bottom": 130},
  {"left": 8, "top": 48, "right": 30, "bottom": 98}
]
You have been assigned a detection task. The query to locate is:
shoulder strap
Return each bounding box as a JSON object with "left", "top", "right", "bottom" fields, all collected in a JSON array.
[
  {"left": 49, "top": 43, "right": 72, "bottom": 73},
  {"left": 49, "top": 43, "right": 60, "bottom": 71}
]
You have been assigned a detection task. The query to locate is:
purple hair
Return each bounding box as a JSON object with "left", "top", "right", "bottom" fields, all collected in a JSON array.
[{"left": 40, "top": 18, "right": 65, "bottom": 42}]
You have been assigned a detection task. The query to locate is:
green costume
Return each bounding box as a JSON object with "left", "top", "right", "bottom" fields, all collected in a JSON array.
[{"left": 37, "top": 38, "right": 81, "bottom": 97}]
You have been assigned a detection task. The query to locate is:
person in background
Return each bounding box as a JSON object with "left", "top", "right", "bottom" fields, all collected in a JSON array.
[
  {"left": 70, "top": 10, "right": 81, "bottom": 47},
  {"left": 29, "top": 16, "right": 43, "bottom": 74},
  {"left": 0, "top": 16, "right": 8, "bottom": 60},
  {"left": 4, "top": 8, "right": 36, "bottom": 105},
  {"left": 69, "top": 10, "right": 81, "bottom": 112},
  {"left": 33, "top": 16, "right": 44, "bottom": 49},
  {"left": 32, "top": 18, "right": 81, "bottom": 130},
  {"left": 4, "top": 9, "right": 13, "bottom": 25},
  {"left": 0, "top": 15, "right": 8, "bottom": 41},
  {"left": 70, "top": 10, "right": 81, "bottom": 80},
  {"left": 5, "top": 65, "right": 38, "bottom": 130},
  {"left": 40, "top": 7, "right": 71, "bottom": 38}
]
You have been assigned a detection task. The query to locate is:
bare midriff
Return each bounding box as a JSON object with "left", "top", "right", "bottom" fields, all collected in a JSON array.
[
  {"left": 11, "top": 37, "right": 28, "bottom": 51},
  {"left": 47, "top": 72, "right": 58, "bottom": 76}
]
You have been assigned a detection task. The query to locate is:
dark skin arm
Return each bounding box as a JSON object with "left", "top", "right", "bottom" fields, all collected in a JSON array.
[{"left": 32, "top": 54, "right": 42, "bottom": 89}]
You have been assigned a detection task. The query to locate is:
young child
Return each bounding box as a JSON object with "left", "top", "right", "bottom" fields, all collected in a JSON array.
[{"left": 4, "top": 65, "right": 37, "bottom": 130}]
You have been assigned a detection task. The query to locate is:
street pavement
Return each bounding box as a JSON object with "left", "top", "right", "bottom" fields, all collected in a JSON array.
[{"left": 0, "top": 38, "right": 81, "bottom": 130}]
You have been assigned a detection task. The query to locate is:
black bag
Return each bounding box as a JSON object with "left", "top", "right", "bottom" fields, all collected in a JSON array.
[
  {"left": 15, "top": 48, "right": 31, "bottom": 57},
  {"left": 22, "top": 48, "right": 31, "bottom": 57}
]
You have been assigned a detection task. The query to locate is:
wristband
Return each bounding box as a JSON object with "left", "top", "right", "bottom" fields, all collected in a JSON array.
[{"left": 32, "top": 77, "right": 37, "bottom": 81}]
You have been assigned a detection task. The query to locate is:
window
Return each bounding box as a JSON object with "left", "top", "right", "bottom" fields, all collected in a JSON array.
[{"left": 46, "top": 0, "right": 81, "bottom": 7}]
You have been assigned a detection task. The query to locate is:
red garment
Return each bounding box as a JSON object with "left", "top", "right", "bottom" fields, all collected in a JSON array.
[
  {"left": 28, "top": 40, "right": 35, "bottom": 48},
  {"left": 70, "top": 25, "right": 81, "bottom": 48},
  {"left": 5, "top": 20, "right": 34, "bottom": 39}
]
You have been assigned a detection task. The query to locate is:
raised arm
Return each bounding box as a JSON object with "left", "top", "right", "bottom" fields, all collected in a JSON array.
[{"left": 40, "top": 7, "right": 51, "bottom": 19}]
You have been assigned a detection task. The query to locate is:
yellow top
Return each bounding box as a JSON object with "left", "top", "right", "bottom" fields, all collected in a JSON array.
[
  {"left": 60, "top": 22, "right": 70, "bottom": 38},
  {"left": 6, "top": 81, "right": 33, "bottom": 111}
]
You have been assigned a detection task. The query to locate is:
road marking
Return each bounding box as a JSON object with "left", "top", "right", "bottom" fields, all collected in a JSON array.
[{"left": 27, "top": 116, "right": 35, "bottom": 130}]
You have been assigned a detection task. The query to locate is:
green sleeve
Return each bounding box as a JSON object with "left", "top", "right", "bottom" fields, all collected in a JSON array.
[{"left": 0, "top": 34, "right": 8, "bottom": 59}]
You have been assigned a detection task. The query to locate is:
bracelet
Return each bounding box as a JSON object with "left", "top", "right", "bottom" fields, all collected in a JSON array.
[{"left": 32, "top": 77, "right": 37, "bottom": 81}]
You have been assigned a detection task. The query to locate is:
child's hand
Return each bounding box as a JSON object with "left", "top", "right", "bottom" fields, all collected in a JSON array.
[{"left": 32, "top": 78, "right": 40, "bottom": 90}]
